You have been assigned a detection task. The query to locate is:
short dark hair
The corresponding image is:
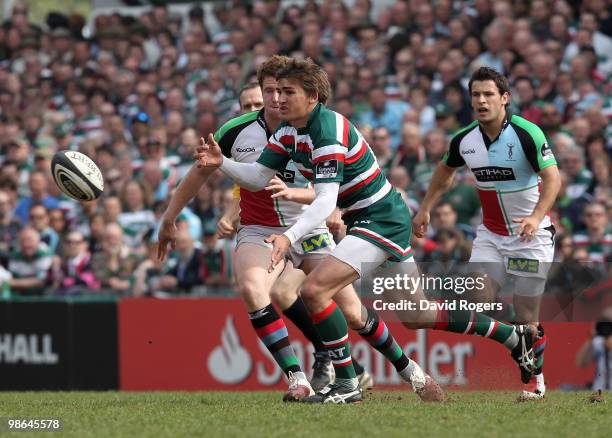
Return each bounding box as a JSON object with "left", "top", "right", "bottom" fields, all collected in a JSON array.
[
  {"left": 468, "top": 67, "right": 510, "bottom": 96},
  {"left": 276, "top": 58, "right": 331, "bottom": 104}
]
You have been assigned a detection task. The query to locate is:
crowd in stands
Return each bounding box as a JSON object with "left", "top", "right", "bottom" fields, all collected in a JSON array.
[{"left": 0, "top": 0, "right": 610, "bottom": 298}]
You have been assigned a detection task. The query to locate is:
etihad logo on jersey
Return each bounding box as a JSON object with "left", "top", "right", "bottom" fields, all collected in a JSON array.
[
  {"left": 236, "top": 147, "right": 256, "bottom": 153},
  {"left": 276, "top": 169, "right": 295, "bottom": 183},
  {"left": 461, "top": 148, "right": 476, "bottom": 155},
  {"left": 472, "top": 166, "right": 516, "bottom": 182}
]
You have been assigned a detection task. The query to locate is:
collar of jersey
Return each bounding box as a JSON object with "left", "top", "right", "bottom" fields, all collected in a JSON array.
[
  {"left": 478, "top": 110, "right": 512, "bottom": 149},
  {"left": 256, "top": 109, "right": 272, "bottom": 137},
  {"left": 296, "top": 102, "right": 323, "bottom": 135}
]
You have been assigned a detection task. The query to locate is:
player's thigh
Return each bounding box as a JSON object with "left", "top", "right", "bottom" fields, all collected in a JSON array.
[
  {"left": 467, "top": 228, "right": 504, "bottom": 302},
  {"left": 234, "top": 243, "right": 284, "bottom": 311},
  {"left": 269, "top": 261, "right": 306, "bottom": 310}
]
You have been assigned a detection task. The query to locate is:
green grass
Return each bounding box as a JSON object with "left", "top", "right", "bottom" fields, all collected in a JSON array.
[{"left": 0, "top": 391, "right": 609, "bottom": 438}]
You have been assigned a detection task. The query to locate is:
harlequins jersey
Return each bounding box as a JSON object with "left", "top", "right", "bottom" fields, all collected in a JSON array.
[
  {"left": 214, "top": 109, "right": 310, "bottom": 227},
  {"left": 257, "top": 103, "right": 390, "bottom": 215},
  {"left": 443, "top": 114, "right": 557, "bottom": 236}
]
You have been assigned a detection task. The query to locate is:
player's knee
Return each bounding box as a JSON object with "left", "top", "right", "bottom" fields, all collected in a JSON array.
[
  {"left": 238, "top": 281, "right": 265, "bottom": 308},
  {"left": 300, "top": 277, "right": 324, "bottom": 307}
]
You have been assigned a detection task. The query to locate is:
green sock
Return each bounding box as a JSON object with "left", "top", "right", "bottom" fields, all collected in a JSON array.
[
  {"left": 435, "top": 307, "right": 518, "bottom": 349},
  {"left": 311, "top": 302, "right": 357, "bottom": 379}
]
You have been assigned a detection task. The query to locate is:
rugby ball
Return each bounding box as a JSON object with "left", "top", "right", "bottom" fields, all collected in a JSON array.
[{"left": 51, "top": 150, "right": 104, "bottom": 201}]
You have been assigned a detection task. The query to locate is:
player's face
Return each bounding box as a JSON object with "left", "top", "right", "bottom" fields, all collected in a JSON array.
[
  {"left": 470, "top": 80, "right": 508, "bottom": 125},
  {"left": 239, "top": 87, "right": 264, "bottom": 114},
  {"left": 278, "top": 78, "right": 318, "bottom": 127},
  {"left": 261, "top": 76, "right": 280, "bottom": 117}
]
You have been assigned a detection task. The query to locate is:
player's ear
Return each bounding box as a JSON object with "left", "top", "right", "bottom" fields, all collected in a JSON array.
[
  {"left": 501, "top": 91, "right": 510, "bottom": 106},
  {"left": 308, "top": 91, "right": 319, "bottom": 105}
]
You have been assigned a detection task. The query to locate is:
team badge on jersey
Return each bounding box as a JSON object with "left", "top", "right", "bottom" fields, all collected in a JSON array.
[
  {"left": 506, "top": 143, "right": 515, "bottom": 160},
  {"left": 541, "top": 143, "right": 553, "bottom": 161},
  {"left": 315, "top": 160, "right": 338, "bottom": 179}
]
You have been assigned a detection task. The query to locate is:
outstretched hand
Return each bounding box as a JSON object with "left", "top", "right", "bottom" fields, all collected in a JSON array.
[
  {"left": 513, "top": 215, "right": 541, "bottom": 242},
  {"left": 194, "top": 133, "right": 223, "bottom": 168}
]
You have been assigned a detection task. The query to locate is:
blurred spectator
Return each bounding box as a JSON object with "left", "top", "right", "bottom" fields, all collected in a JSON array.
[
  {"left": 0, "top": 189, "right": 21, "bottom": 265},
  {"left": 573, "top": 202, "right": 611, "bottom": 263},
  {"left": 430, "top": 201, "right": 475, "bottom": 241},
  {"left": 14, "top": 171, "right": 60, "bottom": 224},
  {"left": 359, "top": 87, "right": 410, "bottom": 150},
  {"left": 8, "top": 226, "right": 53, "bottom": 296},
  {"left": 53, "top": 230, "right": 99, "bottom": 295},
  {"left": 576, "top": 308, "right": 612, "bottom": 391},
  {"left": 91, "top": 223, "right": 141, "bottom": 295},
  {"left": 560, "top": 147, "right": 593, "bottom": 200},
  {"left": 200, "top": 224, "right": 234, "bottom": 291},
  {"left": 132, "top": 239, "right": 168, "bottom": 297},
  {"left": 28, "top": 204, "right": 59, "bottom": 254},
  {"left": 158, "top": 229, "right": 203, "bottom": 294}
]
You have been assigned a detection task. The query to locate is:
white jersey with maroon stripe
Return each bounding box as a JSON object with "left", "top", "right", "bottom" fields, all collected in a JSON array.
[{"left": 213, "top": 110, "right": 312, "bottom": 227}]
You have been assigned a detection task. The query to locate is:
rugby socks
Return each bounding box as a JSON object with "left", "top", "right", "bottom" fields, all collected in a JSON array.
[
  {"left": 283, "top": 297, "right": 326, "bottom": 352},
  {"left": 357, "top": 307, "right": 411, "bottom": 373},
  {"left": 434, "top": 306, "right": 519, "bottom": 349},
  {"left": 249, "top": 304, "right": 301, "bottom": 377},
  {"left": 534, "top": 324, "right": 546, "bottom": 375},
  {"left": 311, "top": 301, "right": 358, "bottom": 387},
  {"left": 283, "top": 296, "right": 366, "bottom": 373}
]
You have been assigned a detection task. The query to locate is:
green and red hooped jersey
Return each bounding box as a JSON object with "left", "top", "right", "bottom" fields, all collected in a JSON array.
[
  {"left": 257, "top": 103, "right": 392, "bottom": 214},
  {"left": 214, "top": 110, "right": 310, "bottom": 227},
  {"left": 443, "top": 114, "right": 557, "bottom": 236}
]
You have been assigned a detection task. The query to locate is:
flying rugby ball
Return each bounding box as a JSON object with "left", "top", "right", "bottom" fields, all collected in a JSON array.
[{"left": 51, "top": 150, "right": 104, "bottom": 201}]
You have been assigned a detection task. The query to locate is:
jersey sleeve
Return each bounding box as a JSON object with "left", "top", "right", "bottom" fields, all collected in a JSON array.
[
  {"left": 513, "top": 117, "right": 558, "bottom": 172},
  {"left": 443, "top": 134, "right": 466, "bottom": 168},
  {"left": 256, "top": 133, "right": 291, "bottom": 171},
  {"left": 213, "top": 127, "right": 234, "bottom": 159}
]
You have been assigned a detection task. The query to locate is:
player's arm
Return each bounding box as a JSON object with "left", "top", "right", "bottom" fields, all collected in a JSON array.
[
  {"left": 412, "top": 163, "right": 457, "bottom": 238},
  {"left": 531, "top": 165, "right": 561, "bottom": 221},
  {"left": 266, "top": 182, "right": 339, "bottom": 272},
  {"left": 413, "top": 134, "right": 463, "bottom": 238},
  {"left": 217, "top": 188, "right": 241, "bottom": 238},
  {"left": 196, "top": 133, "right": 278, "bottom": 190},
  {"left": 265, "top": 176, "right": 316, "bottom": 204},
  {"left": 513, "top": 121, "right": 561, "bottom": 240}
]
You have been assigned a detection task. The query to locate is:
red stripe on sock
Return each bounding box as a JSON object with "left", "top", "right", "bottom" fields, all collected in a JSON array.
[
  {"left": 311, "top": 302, "right": 337, "bottom": 324},
  {"left": 255, "top": 318, "right": 285, "bottom": 337},
  {"left": 434, "top": 303, "right": 449, "bottom": 330},
  {"left": 364, "top": 320, "right": 385, "bottom": 341},
  {"left": 333, "top": 359, "right": 353, "bottom": 367}
]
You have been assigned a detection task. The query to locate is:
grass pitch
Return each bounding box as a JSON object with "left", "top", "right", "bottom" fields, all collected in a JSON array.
[{"left": 0, "top": 391, "right": 609, "bottom": 438}]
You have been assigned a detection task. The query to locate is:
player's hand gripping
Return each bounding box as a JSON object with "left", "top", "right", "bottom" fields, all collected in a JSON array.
[
  {"left": 216, "top": 215, "right": 237, "bottom": 239},
  {"left": 195, "top": 133, "right": 223, "bottom": 168},
  {"left": 513, "top": 215, "right": 541, "bottom": 242},
  {"left": 157, "top": 217, "right": 177, "bottom": 261},
  {"left": 412, "top": 210, "right": 431, "bottom": 238},
  {"left": 265, "top": 176, "right": 294, "bottom": 201},
  {"left": 264, "top": 234, "right": 290, "bottom": 273}
]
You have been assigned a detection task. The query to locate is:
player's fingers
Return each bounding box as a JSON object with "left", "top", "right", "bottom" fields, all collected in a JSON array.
[
  {"left": 512, "top": 217, "right": 524, "bottom": 223},
  {"left": 270, "top": 190, "right": 287, "bottom": 199},
  {"left": 264, "top": 234, "right": 276, "bottom": 244},
  {"left": 157, "top": 241, "right": 166, "bottom": 261},
  {"left": 208, "top": 133, "right": 218, "bottom": 148}
]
